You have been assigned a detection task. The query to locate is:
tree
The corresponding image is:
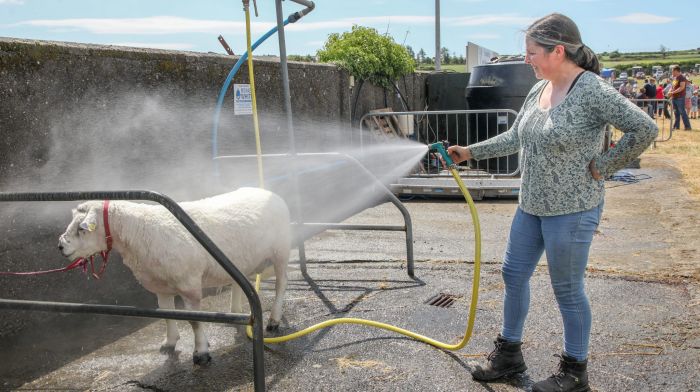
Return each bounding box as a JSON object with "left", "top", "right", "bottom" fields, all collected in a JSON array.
[
  {"left": 288, "top": 54, "right": 314, "bottom": 62},
  {"left": 609, "top": 50, "right": 621, "bottom": 59},
  {"left": 417, "top": 48, "right": 426, "bottom": 64},
  {"left": 659, "top": 45, "right": 667, "bottom": 59},
  {"left": 317, "top": 25, "right": 415, "bottom": 89},
  {"left": 441, "top": 47, "right": 450, "bottom": 65},
  {"left": 405, "top": 45, "right": 415, "bottom": 61}
]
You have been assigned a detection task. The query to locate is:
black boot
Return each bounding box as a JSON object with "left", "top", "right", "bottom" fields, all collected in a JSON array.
[
  {"left": 471, "top": 334, "right": 527, "bottom": 381},
  {"left": 532, "top": 353, "right": 590, "bottom": 392}
]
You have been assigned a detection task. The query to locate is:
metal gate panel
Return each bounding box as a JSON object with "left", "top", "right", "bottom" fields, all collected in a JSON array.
[{"left": 359, "top": 109, "right": 520, "bottom": 177}]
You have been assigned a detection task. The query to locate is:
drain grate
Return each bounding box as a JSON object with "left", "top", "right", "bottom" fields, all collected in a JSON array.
[{"left": 425, "top": 293, "right": 460, "bottom": 308}]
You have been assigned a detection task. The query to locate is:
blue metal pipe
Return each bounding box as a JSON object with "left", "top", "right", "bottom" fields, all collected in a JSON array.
[{"left": 211, "top": 18, "right": 290, "bottom": 161}]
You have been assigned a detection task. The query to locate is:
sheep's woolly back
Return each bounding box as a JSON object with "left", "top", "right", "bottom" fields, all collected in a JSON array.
[{"left": 107, "top": 187, "right": 291, "bottom": 291}]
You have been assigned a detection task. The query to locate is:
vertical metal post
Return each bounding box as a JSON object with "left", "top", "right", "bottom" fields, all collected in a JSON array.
[
  {"left": 435, "top": 0, "right": 441, "bottom": 71},
  {"left": 275, "top": 0, "right": 307, "bottom": 273}
]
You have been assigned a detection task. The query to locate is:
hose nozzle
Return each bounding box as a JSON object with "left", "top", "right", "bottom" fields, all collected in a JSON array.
[{"left": 428, "top": 141, "right": 454, "bottom": 168}]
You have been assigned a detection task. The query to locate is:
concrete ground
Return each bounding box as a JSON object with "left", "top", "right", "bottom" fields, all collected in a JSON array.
[
  {"left": 3, "top": 262, "right": 697, "bottom": 392},
  {"left": 2, "top": 157, "right": 699, "bottom": 391}
]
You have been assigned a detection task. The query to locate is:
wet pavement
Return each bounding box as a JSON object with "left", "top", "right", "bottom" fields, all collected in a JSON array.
[{"left": 2, "top": 199, "right": 699, "bottom": 391}]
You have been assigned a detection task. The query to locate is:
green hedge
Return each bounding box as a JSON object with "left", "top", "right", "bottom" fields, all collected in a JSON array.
[{"left": 603, "top": 59, "right": 700, "bottom": 74}]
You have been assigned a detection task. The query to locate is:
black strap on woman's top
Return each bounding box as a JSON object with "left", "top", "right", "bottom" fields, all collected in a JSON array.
[{"left": 567, "top": 71, "right": 585, "bottom": 94}]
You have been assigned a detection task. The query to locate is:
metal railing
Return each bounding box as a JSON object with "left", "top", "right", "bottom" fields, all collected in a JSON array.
[
  {"left": 627, "top": 98, "right": 673, "bottom": 142},
  {"left": 359, "top": 109, "right": 521, "bottom": 177},
  {"left": 214, "top": 152, "right": 415, "bottom": 277},
  {"left": 0, "top": 190, "right": 268, "bottom": 391}
]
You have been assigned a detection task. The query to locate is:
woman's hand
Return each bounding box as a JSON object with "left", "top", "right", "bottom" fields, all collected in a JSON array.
[
  {"left": 589, "top": 159, "right": 603, "bottom": 180},
  {"left": 447, "top": 145, "right": 472, "bottom": 164}
]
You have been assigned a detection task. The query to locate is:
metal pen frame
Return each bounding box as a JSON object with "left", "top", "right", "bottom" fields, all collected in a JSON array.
[{"left": 215, "top": 152, "right": 415, "bottom": 277}]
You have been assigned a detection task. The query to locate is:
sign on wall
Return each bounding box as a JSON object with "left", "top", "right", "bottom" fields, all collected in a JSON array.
[{"left": 233, "top": 84, "right": 253, "bottom": 115}]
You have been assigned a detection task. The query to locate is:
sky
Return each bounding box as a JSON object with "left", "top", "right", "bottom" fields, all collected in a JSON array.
[{"left": 0, "top": 0, "right": 694, "bottom": 58}]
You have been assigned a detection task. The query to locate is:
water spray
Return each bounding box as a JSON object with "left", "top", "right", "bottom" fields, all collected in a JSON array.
[
  {"left": 231, "top": 0, "right": 482, "bottom": 354},
  {"left": 246, "top": 140, "right": 483, "bottom": 351}
]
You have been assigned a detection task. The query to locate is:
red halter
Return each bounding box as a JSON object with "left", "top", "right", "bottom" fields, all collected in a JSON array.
[
  {"left": 103, "top": 199, "right": 113, "bottom": 253},
  {"left": 0, "top": 200, "right": 113, "bottom": 279},
  {"left": 92, "top": 199, "right": 113, "bottom": 279}
]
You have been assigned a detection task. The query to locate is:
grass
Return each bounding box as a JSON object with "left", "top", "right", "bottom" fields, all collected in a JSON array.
[
  {"left": 599, "top": 49, "right": 700, "bottom": 70},
  {"left": 601, "top": 55, "right": 700, "bottom": 70},
  {"left": 645, "top": 118, "right": 700, "bottom": 197},
  {"left": 414, "top": 50, "right": 700, "bottom": 75},
  {"left": 418, "top": 63, "right": 700, "bottom": 78},
  {"left": 416, "top": 63, "right": 466, "bottom": 73},
  {"left": 616, "top": 117, "right": 700, "bottom": 197}
]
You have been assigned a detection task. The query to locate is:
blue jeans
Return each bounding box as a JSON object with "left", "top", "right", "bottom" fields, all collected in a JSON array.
[
  {"left": 500, "top": 203, "right": 603, "bottom": 361},
  {"left": 672, "top": 97, "right": 691, "bottom": 129}
]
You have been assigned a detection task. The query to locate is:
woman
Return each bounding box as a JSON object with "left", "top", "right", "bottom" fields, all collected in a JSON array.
[{"left": 447, "top": 13, "right": 657, "bottom": 392}]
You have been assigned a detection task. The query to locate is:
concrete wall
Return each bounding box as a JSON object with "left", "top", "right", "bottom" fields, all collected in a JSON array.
[{"left": 0, "top": 37, "right": 427, "bottom": 338}]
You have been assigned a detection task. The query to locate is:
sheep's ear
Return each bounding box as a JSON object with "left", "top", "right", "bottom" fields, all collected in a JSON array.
[{"left": 80, "top": 208, "right": 98, "bottom": 232}]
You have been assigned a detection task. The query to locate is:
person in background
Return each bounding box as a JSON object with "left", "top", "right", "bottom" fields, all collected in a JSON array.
[
  {"left": 663, "top": 81, "right": 674, "bottom": 119},
  {"left": 618, "top": 79, "right": 631, "bottom": 98},
  {"left": 635, "top": 87, "right": 648, "bottom": 111},
  {"left": 447, "top": 13, "right": 658, "bottom": 392},
  {"left": 690, "top": 90, "right": 698, "bottom": 120},
  {"left": 685, "top": 78, "right": 694, "bottom": 115},
  {"left": 644, "top": 78, "right": 657, "bottom": 118},
  {"left": 668, "top": 66, "right": 692, "bottom": 130},
  {"left": 656, "top": 82, "right": 666, "bottom": 118}
]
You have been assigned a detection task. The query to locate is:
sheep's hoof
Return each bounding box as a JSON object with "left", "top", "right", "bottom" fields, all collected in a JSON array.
[
  {"left": 266, "top": 322, "right": 280, "bottom": 332},
  {"left": 193, "top": 352, "right": 212, "bottom": 366},
  {"left": 159, "top": 344, "right": 177, "bottom": 355}
]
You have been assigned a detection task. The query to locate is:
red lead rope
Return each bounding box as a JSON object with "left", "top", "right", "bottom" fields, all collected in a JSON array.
[{"left": 0, "top": 200, "right": 113, "bottom": 279}]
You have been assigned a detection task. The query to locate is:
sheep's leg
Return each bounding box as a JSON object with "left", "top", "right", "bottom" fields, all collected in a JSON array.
[
  {"left": 156, "top": 294, "right": 180, "bottom": 355},
  {"left": 267, "top": 260, "right": 288, "bottom": 331},
  {"left": 229, "top": 283, "right": 247, "bottom": 336},
  {"left": 180, "top": 290, "right": 211, "bottom": 365},
  {"left": 230, "top": 284, "right": 243, "bottom": 314}
]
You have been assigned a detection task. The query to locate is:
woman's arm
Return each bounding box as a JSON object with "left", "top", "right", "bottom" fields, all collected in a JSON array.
[
  {"left": 445, "top": 115, "right": 522, "bottom": 164},
  {"left": 592, "top": 79, "right": 659, "bottom": 177},
  {"left": 445, "top": 80, "right": 547, "bottom": 165},
  {"left": 447, "top": 145, "right": 472, "bottom": 164}
]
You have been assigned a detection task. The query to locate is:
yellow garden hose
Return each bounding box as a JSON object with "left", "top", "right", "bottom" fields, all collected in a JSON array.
[
  {"left": 246, "top": 165, "right": 482, "bottom": 351},
  {"left": 241, "top": 1, "right": 480, "bottom": 352},
  {"left": 244, "top": 2, "right": 265, "bottom": 189}
]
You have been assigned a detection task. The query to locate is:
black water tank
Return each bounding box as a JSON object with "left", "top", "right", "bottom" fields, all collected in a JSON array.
[
  {"left": 464, "top": 61, "right": 537, "bottom": 174},
  {"left": 426, "top": 73, "right": 470, "bottom": 110},
  {"left": 465, "top": 61, "right": 538, "bottom": 111}
]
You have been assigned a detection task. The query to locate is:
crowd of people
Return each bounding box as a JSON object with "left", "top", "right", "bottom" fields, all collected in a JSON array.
[{"left": 616, "top": 65, "right": 697, "bottom": 130}]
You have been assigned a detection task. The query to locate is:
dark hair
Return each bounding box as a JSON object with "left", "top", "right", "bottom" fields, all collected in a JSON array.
[{"left": 525, "top": 13, "right": 600, "bottom": 74}]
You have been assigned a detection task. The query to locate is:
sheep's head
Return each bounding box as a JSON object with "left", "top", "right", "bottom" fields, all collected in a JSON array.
[{"left": 58, "top": 201, "right": 109, "bottom": 260}]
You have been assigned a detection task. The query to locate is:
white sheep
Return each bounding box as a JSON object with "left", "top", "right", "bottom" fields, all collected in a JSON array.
[{"left": 57, "top": 187, "right": 291, "bottom": 365}]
